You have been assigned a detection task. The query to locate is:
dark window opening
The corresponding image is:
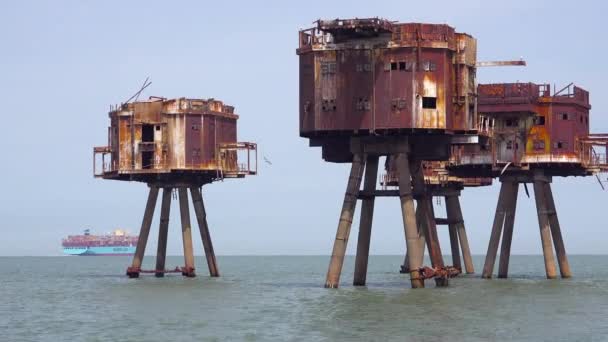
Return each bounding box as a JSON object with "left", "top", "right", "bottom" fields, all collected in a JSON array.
[
  {"left": 580, "top": 115, "right": 583, "bottom": 123},
  {"left": 399, "top": 61, "right": 406, "bottom": 70},
  {"left": 141, "top": 151, "right": 153, "bottom": 169},
  {"left": 423, "top": 61, "right": 437, "bottom": 72},
  {"left": 356, "top": 98, "right": 370, "bottom": 111},
  {"left": 192, "top": 124, "right": 200, "bottom": 131},
  {"left": 506, "top": 141, "right": 513, "bottom": 150},
  {"left": 321, "top": 62, "right": 336, "bottom": 75},
  {"left": 391, "top": 98, "right": 406, "bottom": 110},
  {"left": 561, "top": 113, "right": 569, "bottom": 120},
  {"left": 142, "top": 124, "right": 154, "bottom": 142},
  {"left": 534, "top": 116, "right": 545, "bottom": 126},
  {"left": 391, "top": 62, "right": 398, "bottom": 70},
  {"left": 422, "top": 97, "right": 437, "bottom": 109},
  {"left": 322, "top": 99, "right": 337, "bottom": 112}
]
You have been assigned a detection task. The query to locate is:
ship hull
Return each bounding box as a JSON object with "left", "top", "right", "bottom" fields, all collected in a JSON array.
[{"left": 63, "top": 246, "right": 135, "bottom": 256}]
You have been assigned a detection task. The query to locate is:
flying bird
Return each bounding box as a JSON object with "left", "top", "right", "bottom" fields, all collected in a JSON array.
[{"left": 263, "top": 156, "right": 272, "bottom": 165}]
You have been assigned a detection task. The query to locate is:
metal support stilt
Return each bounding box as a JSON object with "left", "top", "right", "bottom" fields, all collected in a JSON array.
[
  {"left": 533, "top": 176, "right": 558, "bottom": 279},
  {"left": 178, "top": 188, "right": 196, "bottom": 277},
  {"left": 397, "top": 154, "right": 425, "bottom": 288},
  {"left": 446, "top": 194, "right": 474, "bottom": 274},
  {"left": 482, "top": 181, "right": 510, "bottom": 279},
  {"left": 191, "top": 187, "right": 220, "bottom": 277},
  {"left": 544, "top": 182, "right": 571, "bottom": 278},
  {"left": 411, "top": 160, "right": 447, "bottom": 287},
  {"left": 353, "top": 155, "right": 379, "bottom": 286},
  {"left": 127, "top": 186, "right": 159, "bottom": 278},
  {"left": 401, "top": 204, "right": 426, "bottom": 274},
  {"left": 155, "top": 188, "right": 172, "bottom": 277},
  {"left": 445, "top": 194, "right": 461, "bottom": 271},
  {"left": 325, "top": 153, "right": 365, "bottom": 288},
  {"left": 498, "top": 182, "right": 518, "bottom": 278}
]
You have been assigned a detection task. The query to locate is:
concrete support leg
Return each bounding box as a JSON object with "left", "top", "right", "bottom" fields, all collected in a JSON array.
[
  {"left": 422, "top": 196, "right": 448, "bottom": 286},
  {"left": 353, "top": 155, "right": 379, "bottom": 286},
  {"left": 445, "top": 195, "right": 462, "bottom": 271},
  {"left": 400, "top": 205, "right": 426, "bottom": 274},
  {"left": 448, "top": 219, "right": 462, "bottom": 271},
  {"left": 191, "top": 187, "right": 220, "bottom": 277},
  {"left": 325, "top": 153, "right": 365, "bottom": 288},
  {"left": 127, "top": 186, "right": 159, "bottom": 278},
  {"left": 155, "top": 188, "right": 172, "bottom": 277},
  {"left": 482, "top": 181, "right": 510, "bottom": 279},
  {"left": 544, "top": 183, "right": 571, "bottom": 278},
  {"left": 446, "top": 194, "right": 474, "bottom": 274},
  {"left": 411, "top": 161, "right": 447, "bottom": 287},
  {"left": 498, "top": 183, "right": 518, "bottom": 278},
  {"left": 533, "top": 178, "right": 558, "bottom": 279},
  {"left": 396, "top": 153, "right": 425, "bottom": 288},
  {"left": 178, "top": 188, "right": 196, "bottom": 277}
]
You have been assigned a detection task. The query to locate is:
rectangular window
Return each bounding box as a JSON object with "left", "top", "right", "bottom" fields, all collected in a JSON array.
[
  {"left": 422, "top": 61, "right": 437, "bottom": 72},
  {"left": 142, "top": 124, "right": 154, "bottom": 142},
  {"left": 422, "top": 97, "right": 437, "bottom": 109},
  {"left": 390, "top": 62, "right": 398, "bottom": 70},
  {"left": 398, "top": 61, "right": 406, "bottom": 70},
  {"left": 356, "top": 98, "right": 370, "bottom": 111},
  {"left": 534, "top": 116, "right": 545, "bottom": 126},
  {"left": 505, "top": 119, "right": 519, "bottom": 127},
  {"left": 321, "top": 62, "right": 336, "bottom": 75},
  {"left": 561, "top": 113, "right": 569, "bottom": 120},
  {"left": 506, "top": 141, "right": 513, "bottom": 150},
  {"left": 391, "top": 98, "right": 407, "bottom": 110},
  {"left": 322, "top": 99, "right": 336, "bottom": 112}
]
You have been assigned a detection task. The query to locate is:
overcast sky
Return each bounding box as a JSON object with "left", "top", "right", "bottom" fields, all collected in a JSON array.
[{"left": 1, "top": 0, "right": 606, "bottom": 256}]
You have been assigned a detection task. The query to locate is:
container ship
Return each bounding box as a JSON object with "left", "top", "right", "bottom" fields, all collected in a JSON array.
[{"left": 62, "top": 229, "right": 138, "bottom": 256}]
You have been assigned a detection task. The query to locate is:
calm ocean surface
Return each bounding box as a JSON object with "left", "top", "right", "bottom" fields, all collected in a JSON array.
[{"left": 1, "top": 255, "right": 608, "bottom": 341}]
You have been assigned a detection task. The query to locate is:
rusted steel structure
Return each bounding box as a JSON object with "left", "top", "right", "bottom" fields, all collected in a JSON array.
[
  {"left": 449, "top": 82, "right": 608, "bottom": 279},
  {"left": 298, "top": 18, "right": 495, "bottom": 288},
  {"left": 94, "top": 96, "right": 256, "bottom": 278},
  {"left": 381, "top": 160, "right": 490, "bottom": 275}
]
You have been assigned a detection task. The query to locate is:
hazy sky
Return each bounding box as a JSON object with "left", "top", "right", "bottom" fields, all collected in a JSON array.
[{"left": 1, "top": 0, "right": 607, "bottom": 256}]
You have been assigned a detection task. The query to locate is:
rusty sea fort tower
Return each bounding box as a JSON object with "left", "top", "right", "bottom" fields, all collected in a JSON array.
[
  {"left": 297, "top": 18, "right": 607, "bottom": 288},
  {"left": 94, "top": 94, "right": 256, "bottom": 278},
  {"left": 91, "top": 19, "right": 608, "bottom": 287}
]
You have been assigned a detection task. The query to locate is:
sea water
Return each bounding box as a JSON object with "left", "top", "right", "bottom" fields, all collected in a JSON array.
[{"left": 1, "top": 255, "right": 607, "bottom": 341}]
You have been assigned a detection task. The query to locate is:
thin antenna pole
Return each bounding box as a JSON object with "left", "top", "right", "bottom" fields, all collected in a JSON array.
[{"left": 123, "top": 77, "right": 152, "bottom": 104}]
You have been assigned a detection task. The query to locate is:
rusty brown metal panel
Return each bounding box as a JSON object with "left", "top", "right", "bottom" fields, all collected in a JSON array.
[
  {"left": 314, "top": 50, "right": 338, "bottom": 131},
  {"left": 373, "top": 47, "right": 414, "bottom": 129},
  {"left": 336, "top": 49, "right": 373, "bottom": 131},
  {"left": 299, "top": 53, "right": 315, "bottom": 134},
  {"left": 185, "top": 115, "right": 202, "bottom": 167},
  {"left": 203, "top": 115, "right": 216, "bottom": 163}
]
